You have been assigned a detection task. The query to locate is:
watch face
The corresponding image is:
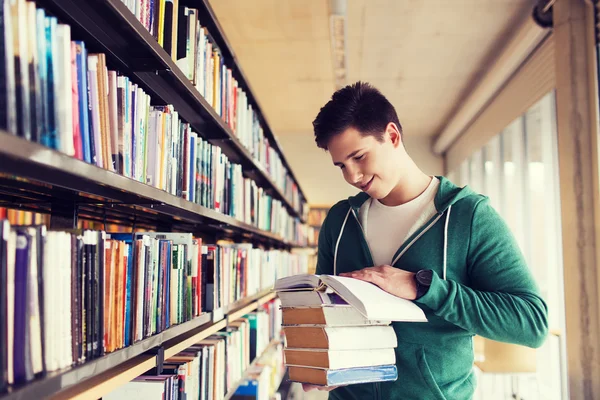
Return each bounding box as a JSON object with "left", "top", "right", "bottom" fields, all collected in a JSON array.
[{"left": 417, "top": 269, "right": 433, "bottom": 286}]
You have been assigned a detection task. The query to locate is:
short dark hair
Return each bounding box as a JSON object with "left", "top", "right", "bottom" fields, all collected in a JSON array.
[{"left": 312, "top": 81, "right": 403, "bottom": 150}]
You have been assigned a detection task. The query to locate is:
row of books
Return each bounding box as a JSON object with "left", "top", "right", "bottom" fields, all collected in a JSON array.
[
  {"left": 0, "top": 220, "right": 307, "bottom": 391},
  {"left": 0, "top": 208, "right": 147, "bottom": 234},
  {"left": 307, "top": 208, "right": 328, "bottom": 228},
  {"left": 119, "top": 0, "right": 305, "bottom": 214},
  {"left": 0, "top": 0, "right": 307, "bottom": 242},
  {"left": 307, "top": 226, "right": 319, "bottom": 247},
  {"left": 0, "top": 208, "right": 49, "bottom": 227},
  {"left": 232, "top": 340, "right": 286, "bottom": 400},
  {"left": 104, "top": 298, "right": 283, "bottom": 400}
]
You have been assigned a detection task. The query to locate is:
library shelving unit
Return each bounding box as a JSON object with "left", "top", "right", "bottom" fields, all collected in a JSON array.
[
  {"left": 307, "top": 206, "right": 330, "bottom": 248},
  {"left": 0, "top": 0, "right": 308, "bottom": 398}
]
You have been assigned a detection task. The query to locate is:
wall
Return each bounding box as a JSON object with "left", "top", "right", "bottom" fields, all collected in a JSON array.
[{"left": 279, "top": 133, "right": 443, "bottom": 206}]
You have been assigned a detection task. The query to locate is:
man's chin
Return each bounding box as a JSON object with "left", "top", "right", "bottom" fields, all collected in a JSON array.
[{"left": 369, "top": 188, "right": 394, "bottom": 201}]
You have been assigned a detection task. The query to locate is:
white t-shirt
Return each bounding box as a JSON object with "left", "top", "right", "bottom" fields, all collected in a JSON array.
[{"left": 360, "top": 177, "right": 440, "bottom": 266}]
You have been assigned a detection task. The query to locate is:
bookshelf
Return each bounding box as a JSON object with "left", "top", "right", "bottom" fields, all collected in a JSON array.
[
  {"left": 307, "top": 206, "right": 330, "bottom": 248},
  {"left": 0, "top": 290, "right": 272, "bottom": 400},
  {"left": 30, "top": 0, "right": 308, "bottom": 222},
  {"left": 0, "top": 0, "right": 308, "bottom": 398}
]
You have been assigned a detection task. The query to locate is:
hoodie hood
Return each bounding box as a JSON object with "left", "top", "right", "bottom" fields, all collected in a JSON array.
[{"left": 346, "top": 175, "right": 476, "bottom": 212}]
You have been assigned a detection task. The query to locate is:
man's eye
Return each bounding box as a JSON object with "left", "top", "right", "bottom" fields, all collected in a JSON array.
[
  {"left": 354, "top": 154, "right": 365, "bottom": 161},
  {"left": 339, "top": 165, "right": 345, "bottom": 170}
]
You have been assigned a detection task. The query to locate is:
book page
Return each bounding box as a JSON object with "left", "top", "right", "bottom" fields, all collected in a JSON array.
[
  {"left": 274, "top": 274, "right": 322, "bottom": 291},
  {"left": 322, "top": 275, "right": 427, "bottom": 322}
]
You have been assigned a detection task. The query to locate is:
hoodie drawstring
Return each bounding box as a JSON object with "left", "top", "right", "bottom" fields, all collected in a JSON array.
[
  {"left": 443, "top": 205, "right": 452, "bottom": 280},
  {"left": 333, "top": 208, "right": 352, "bottom": 275}
]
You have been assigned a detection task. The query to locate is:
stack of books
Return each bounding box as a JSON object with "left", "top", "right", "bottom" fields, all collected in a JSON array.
[{"left": 274, "top": 274, "right": 427, "bottom": 387}]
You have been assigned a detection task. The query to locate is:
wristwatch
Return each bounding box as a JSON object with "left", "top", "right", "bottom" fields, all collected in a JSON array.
[{"left": 415, "top": 269, "right": 433, "bottom": 299}]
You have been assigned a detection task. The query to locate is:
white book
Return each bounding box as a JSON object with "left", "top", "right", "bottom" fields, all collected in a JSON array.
[
  {"left": 24, "top": 228, "right": 43, "bottom": 374},
  {"left": 189, "top": 132, "right": 197, "bottom": 203},
  {"left": 145, "top": 110, "right": 159, "bottom": 187},
  {"left": 135, "top": 87, "right": 145, "bottom": 182},
  {"left": 103, "top": 381, "right": 165, "bottom": 400},
  {"left": 275, "top": 274, "right": 427, "bottom": 322},
  {"left": 284, "top": 347, "right": 396, "bottom": 370},
  {"left": 55, "top": 24, "right": 74, "bottom": 156},
  {"left": 60, "top": 231, "right": 72, "bottom": 369},
  {"left": 6, "top": 228, "right": 15, "bottom": 384},
  {"left": 42, "top": 232, "right": 56, "bottom": 371},
  {"left": 283, "top": 325, "right": 397, "bottom": 350}
]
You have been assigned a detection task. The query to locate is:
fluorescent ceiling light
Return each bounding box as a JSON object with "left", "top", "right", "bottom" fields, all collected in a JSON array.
[{"left": 329, "top": 0, "right": 348, "bottom": 90}]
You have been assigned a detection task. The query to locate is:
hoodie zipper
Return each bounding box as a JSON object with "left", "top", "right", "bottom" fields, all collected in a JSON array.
[{"left": 390, "top": 212, "right": 444, "bottom": 266}]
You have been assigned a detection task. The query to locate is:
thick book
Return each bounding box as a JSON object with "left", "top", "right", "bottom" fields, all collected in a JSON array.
[
  {"left": 283, "top": 325, "right": 397, "bottom": 350},
  {"left": 275, "top": 274, "right": 427, "bottom": 322},
  {"left": 277, "top": 288, "right": 346, "bottom": 308},
  {"left": 281, "top": 305, "right": 389, "bottom": 327},
  {"left": 284, "top": 348, "right": 396, "bottom": 370},
  {"left": 288, "top": 364, "right": 398, "bottom": 387}
]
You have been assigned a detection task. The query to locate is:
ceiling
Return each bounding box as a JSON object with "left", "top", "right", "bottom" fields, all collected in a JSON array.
[
  {"left": 208, "top": 0, "right": 536, "bottom": 204},
  {"left": 209, "top": 0, "right": 535, "bottom": 138}
]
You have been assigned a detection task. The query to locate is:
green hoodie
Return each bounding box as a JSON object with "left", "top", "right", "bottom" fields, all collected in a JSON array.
[{"left": 316, "top": 176, "right": 548, "bottom": 400}]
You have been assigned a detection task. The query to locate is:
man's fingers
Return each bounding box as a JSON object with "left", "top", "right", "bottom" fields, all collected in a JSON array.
[
  {"left": 302, "top": 383, "right": 318, "bottom": 392},
  {"left": 302, "top": 383, "right": 339, "bottom": 392}
]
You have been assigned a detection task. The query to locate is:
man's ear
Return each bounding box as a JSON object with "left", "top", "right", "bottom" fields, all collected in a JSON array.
[{"left": 386, "top": 122, "right": 402, "bottom": 147}]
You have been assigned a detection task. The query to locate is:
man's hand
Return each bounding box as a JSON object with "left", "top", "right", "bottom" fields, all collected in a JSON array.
[
  {"left": 302, "top": 383, "right": 343, "bottom": 392},
  {"left": 340, "top": 265, "right": 417, "bottom": 300}
]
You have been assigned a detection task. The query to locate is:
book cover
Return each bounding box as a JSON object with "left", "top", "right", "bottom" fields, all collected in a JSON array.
[
  {"left": 0, "top": 221, "right": 9, "bottom": 390},
  {"left": 1, "top": 0, "right": 16, "bottom": 134},
  {"left": 70, "top": 42, "right": 83, "bottom": 159},
  {"left": 288, "top": 364, "right": 398, "bottom": 387},
  {"left": 13, "top": 228, "right": 33, "bottom": 383},
  {"left": 55, "top": 24, "right": 74, "bottom": 156},
  {"left": 12, "top": 0, "right": 31, "bottom": 141}
]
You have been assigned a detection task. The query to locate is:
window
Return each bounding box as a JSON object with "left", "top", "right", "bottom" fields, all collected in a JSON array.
[{"left": 450, "top": 92, "right": 566, "bottom": 400}]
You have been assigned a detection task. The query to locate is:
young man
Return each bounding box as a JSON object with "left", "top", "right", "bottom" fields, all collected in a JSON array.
[{"left": 308, "top": 82, "right": 548, "bottom": 399}]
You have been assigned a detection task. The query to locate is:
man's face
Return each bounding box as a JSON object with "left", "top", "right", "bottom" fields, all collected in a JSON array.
[{"left": 328, "top": 125, "right": 401, "bottom": 200}]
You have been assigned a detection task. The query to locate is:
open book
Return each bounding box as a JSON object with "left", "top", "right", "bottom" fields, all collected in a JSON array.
[{"left": 275, "top": 274, "right": 427, "bottom": 322}]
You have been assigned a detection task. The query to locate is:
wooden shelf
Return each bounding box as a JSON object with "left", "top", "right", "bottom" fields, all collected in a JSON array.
[
  {"left": 0, "top": 291, "right": 277, "bottom": 400},
  {"left": 33, "top": 0, "right": 306, "bottom": 222},
  {"left": 257, "top": 292, "right": 277, "bottom": 306}
]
